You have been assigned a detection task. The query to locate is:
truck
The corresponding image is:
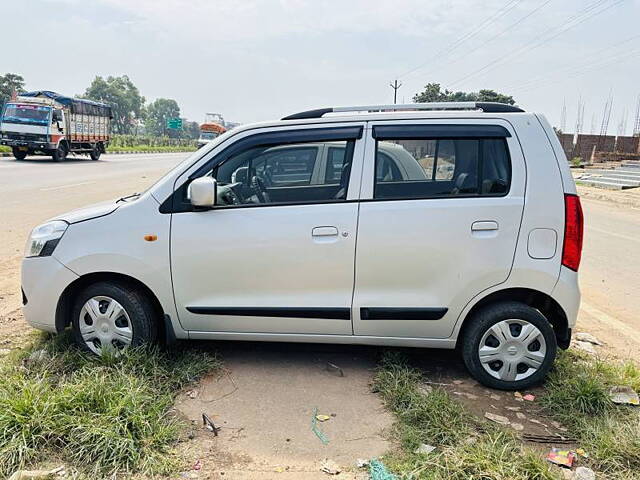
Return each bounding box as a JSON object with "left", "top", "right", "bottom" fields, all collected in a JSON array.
[
  {"left": 197, "top": 112, "right": 227, "bottom": 148},
  {"left": 0, "top": 90, "right": 112, "bottom": 161}
]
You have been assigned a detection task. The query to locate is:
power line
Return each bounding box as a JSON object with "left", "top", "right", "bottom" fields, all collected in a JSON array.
[
  {"left": 398, "top": 0, "right": 523, "bottom": 79},
  {"left": 503, "top": 32, "right": 640, "bottom": 92},
  {"left": 512, "top": 46, "right": 640, "bottom": 94},
  {"left": 448, "top": 0, "right": 622, "bottom": 88},
  {"left": 425, "top": 0, "right": 554, "bottom": 80}
]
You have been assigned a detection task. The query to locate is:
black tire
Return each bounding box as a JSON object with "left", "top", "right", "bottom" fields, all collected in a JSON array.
[
  {"left": 71, "top": 281, "right": 158, "bottom": 355},
  {"left": 51, "top": 143, "right": 68, "bottom": 162},
  {"left": 12, "top": 148, "right": 28, "bottom": 160},
  {"left": 90, "top": 144, "right": 101, "bottom": 161},
  {"left": 461, "top": 301, "right": 557, "bottom": 390}
]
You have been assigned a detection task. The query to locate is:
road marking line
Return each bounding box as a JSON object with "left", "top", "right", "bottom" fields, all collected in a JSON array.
[
  {"left": 40, "top": 181, "right": 96, "bottom": 191},
  {"left": 587, "top": 226, "right": 639, "bottom": 244},
  {"left": 580, "top": 301, "right": 639, "bottom": 343}
]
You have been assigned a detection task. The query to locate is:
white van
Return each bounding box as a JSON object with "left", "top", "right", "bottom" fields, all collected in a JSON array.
[{"left": 21, "top": 102, "right": 583, "bottom": 390}]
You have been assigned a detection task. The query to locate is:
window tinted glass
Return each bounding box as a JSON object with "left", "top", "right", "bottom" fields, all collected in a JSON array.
[
  {"left": 325, "top": 146, "right": 347, "bottom": 183},
  {"left": 374, "top": 138, "right": 510, "bottom": 200},
  {"left": 213, "top": 140, "right": 354, "bottom": 207}
]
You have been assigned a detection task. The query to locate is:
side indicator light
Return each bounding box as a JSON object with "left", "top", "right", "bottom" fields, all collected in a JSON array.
[{"left": 144, "top": 235, "right": 158, "bottom": 242}]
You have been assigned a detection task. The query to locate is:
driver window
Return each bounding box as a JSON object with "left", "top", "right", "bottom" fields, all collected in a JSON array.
[{"left": 212, "top": 140, "right": 354, "bottom": 207}]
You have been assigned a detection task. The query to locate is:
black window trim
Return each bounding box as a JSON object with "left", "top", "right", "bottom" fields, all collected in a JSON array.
[
  {"left": 372, "top": 124, "right": 511, "bottom": 139},
  {"left": 159, "top": 126, "right": 363, "bottom": 213},
  {"left": 373, "top": 136, "right": 512, "bottom": 201}
]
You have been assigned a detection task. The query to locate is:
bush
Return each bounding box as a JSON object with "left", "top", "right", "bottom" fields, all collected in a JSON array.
[{"left": 0, "top": 334, "right": 220, "bottom": 477}]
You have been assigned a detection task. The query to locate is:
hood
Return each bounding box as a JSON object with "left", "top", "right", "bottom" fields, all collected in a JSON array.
[{"left": 53, "top": 199, "right": 120, "bottom": 224}]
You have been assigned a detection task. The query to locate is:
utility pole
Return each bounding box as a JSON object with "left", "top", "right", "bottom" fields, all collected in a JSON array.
[
  {"left": 389, "top": 79, "right": 403, "bottom": 104},
  {"left": 560, "top": 99, "right": 567, "bottom": 132}
]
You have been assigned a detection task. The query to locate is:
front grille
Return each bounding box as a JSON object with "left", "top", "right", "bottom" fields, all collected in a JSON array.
[{"left": 6, "top": 132, "right": 48, "bottom": 142}]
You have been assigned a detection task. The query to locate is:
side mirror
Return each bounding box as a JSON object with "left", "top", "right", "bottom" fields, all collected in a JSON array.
[
  {"left": 52, "top": 110, "right": 62, "bottom": 122},
  {"left": 189, "top": 177, "right": 217, "bottom": 208}
]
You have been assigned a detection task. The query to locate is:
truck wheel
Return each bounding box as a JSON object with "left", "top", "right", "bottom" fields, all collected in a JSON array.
[
  {"left": 12, "top": 148, "right": 28, "bottom": 161},
  {"left": 72, "top": 281, "right": 159, "bottom": 355},
  {"left": 90, "top": 144, "right": 101, "bottom": 161},
  {"left": 461, "top": 301, "right": 557, "bottom": 390},
  {"left": 51, "top": 143, "right": 68, "bottom": 162}
]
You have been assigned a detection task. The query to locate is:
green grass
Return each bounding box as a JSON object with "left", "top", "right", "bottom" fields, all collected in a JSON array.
[
  {"left": 0, "top": 333, "right": 220, "bottom": 478},
  {"left": 540, "top": 350, "right": 640, "bottom": 478},
  {"left": 0, "top": 145, "right": 10, "bottom": 153},
  {"left": 372, "top": 351, "right": 560, "bottom": 479}
]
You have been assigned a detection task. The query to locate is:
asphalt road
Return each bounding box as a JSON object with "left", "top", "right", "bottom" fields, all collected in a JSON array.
[{"left": 0, "top": 152, "right": 638, "bottom": 355}]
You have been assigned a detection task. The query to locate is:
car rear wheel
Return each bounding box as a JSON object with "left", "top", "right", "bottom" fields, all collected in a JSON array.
[
  {"left": 72, "top": 281, "right": 158, "bottom": 355},
  {"left": 461, "top": 301, "right": 557, "bottom": 390}
]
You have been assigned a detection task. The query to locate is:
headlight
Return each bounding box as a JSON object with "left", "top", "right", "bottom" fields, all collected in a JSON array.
[{"left": 24, "top": 220, "right": 68, "bottom": 258}]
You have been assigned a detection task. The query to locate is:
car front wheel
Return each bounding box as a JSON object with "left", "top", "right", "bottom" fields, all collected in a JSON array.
[
  {"left": 461, "top": 301, "right": 557, "bottom": 390},
  {"left": 72, "top": 281, "right": 158, "bottom": 355}
]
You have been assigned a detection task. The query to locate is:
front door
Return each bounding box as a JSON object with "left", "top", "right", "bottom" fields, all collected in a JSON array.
[
  {"left": 352, "top": 120, "right": 525, "bottom": 339},
  {"left": 171, "top": 126, "right": 365, "bottom": 334}
]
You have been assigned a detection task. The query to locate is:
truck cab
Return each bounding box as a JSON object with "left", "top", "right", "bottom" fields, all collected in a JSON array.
[{"left": 0, "top": 101, "right": 58, "bottom": 160}]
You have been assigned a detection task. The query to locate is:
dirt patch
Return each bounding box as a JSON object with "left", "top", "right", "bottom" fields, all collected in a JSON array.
[
  {"left": 577, "top": 184, "right": 640, "bottom": 210},
  {"left": 174, "top": 342, "right": 392, "bottom": 479}
]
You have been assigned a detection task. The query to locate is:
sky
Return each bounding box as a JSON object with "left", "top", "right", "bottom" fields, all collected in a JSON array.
[{"left": 3, "top": 0, "right": 639, "bottom": 134}]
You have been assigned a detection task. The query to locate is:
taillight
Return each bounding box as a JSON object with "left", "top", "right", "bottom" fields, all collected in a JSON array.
[{"left": 562, "top": 194, "right": 584, "bottom": 271}]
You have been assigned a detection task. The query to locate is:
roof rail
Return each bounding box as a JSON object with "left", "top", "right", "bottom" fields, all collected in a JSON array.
[{"left": 282, "top": 102, "right": 524, "bottom": 120}]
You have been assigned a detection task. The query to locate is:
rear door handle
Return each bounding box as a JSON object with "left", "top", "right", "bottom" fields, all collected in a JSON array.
[
  {"left": 312, "top": 226, "right": 339, "bottom": 237},
  {"left": 471, "top": 221, "right": 499, "bottom": 231}
]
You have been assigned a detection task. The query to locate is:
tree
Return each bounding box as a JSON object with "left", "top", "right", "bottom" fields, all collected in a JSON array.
[
  {"left": 0, "top": 73, "right": 25, "bottom": 110},
  {"left": 413, "top": 83, "right": 515, "bottom": 105},
  {"left": 182, "top": 120, "right": 200, "bottom": 140},
  {"left": 145, "top": 98, "right": 181, "bottom": 137},
  {"left": 83, "top": 75, "right": 145, "bottom": 134}
]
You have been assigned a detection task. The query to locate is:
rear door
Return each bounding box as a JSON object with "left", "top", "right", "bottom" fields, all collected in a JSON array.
[{"left": 352, "top": 119, "right": 525, "bottom": 338}]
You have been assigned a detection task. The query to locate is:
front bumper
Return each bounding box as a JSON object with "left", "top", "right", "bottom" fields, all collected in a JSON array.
[
  {"left": 21, "top": 256, "right": 79, "bottom": 333},
  {"left": 1, "top": 139, "right": 56, "bottom": 150}
]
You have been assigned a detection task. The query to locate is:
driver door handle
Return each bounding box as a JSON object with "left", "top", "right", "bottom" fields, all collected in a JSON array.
[{"left": 312, "top": 226, "right": 339, "bottom": 237}]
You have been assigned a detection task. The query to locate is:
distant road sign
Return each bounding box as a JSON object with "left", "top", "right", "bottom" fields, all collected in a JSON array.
[{"left": 166, "top": 118, "right": 182, "bottom": 129}]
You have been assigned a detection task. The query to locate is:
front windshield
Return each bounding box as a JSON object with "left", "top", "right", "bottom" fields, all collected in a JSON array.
[
  {"left": 200, "top": 132, "right": 217, "bottom": 140},
  {"left": 1, "top": 104, "right": 51, "bottom": 126}
]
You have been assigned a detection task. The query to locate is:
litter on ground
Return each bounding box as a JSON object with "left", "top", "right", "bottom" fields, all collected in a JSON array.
[
  {"left": 414, "top": 443, "right": 436, "bottom": 455},
  {"left": 574, "top": 332, "right": 602, "bottom": 345},
  {"left": 609, "top": 385, "right": 640, "bottom": 405},
  {"left": 325, "top": 362, "right": 344, "bottom": 377},
  {"left": 369, "top": 459, "right": 397, "bottom": 480},
  {"left": 574, "top": 466, "right": 596, "bottom": 480},
  {"left": 8, "top": 466, "right": 65, "bottom": 480},
  {"left": 546, "top": 448, "right": 577, "bottom": 468},
  {"left": 315, "top": 414, "right": 331, "bottom": 422},
  {"left": 320, "top": 459, "right": 341, "bottom": 475},
  {"left": 202, "top": 413, "right": 219, "bottom": 436},
  {"left": 311, "top": 407, "right": 330, "bottom": 445}
]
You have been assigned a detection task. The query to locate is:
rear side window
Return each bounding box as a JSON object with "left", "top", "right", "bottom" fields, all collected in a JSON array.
[{"left": 373, "top": 138, "right": 511, "bottom": 200}]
